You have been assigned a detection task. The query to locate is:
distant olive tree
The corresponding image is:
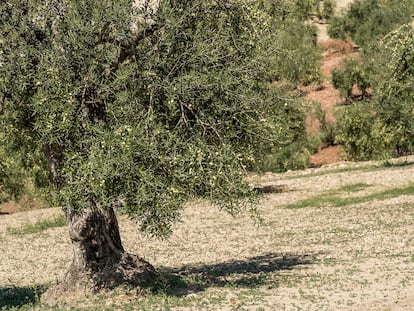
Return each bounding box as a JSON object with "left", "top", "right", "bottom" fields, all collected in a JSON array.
[
  {"left": 328, "top": 0, "right": 414, "bottom": 46},
  {"left": 336, "top": 25, "right": 414, "bottom": 160},
  {"left": 372, "top": 25, "right": 414, "bottom": 156}
]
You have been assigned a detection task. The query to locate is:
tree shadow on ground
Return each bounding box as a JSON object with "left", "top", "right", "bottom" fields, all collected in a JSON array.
[
  {"left": 158, "top": 252, "right": 318, "bottom": 296},
  {"left": 0, "top": 285, "right": 45, "bottom": 309}
]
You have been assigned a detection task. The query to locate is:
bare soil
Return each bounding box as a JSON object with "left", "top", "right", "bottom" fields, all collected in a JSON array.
[
  {"left": 310, "top": 144, "right": 343, "bottom": 167},
  {"left": 1, "top": 156, "right": 414, "bottom": 310},
  {"left": 305, "top": 45, "right": 351, "bottom": 166}
]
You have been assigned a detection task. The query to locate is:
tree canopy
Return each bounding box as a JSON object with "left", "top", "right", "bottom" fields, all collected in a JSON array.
[
  {"left": 333, "top": 18, "right": 414, "bottom": 160},
  {"left": 0, "top": 0, "right": 325, "bottom": 298},
  {"left": 0, "top": 0, "right": 317, "bottom": 234}
]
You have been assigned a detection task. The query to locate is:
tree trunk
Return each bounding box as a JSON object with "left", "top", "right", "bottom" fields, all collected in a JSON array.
[{"left": 41, "top": 201, "right": 157, "bottom": 304}]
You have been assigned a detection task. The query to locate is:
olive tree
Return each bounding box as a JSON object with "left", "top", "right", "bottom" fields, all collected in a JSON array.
[
  {"left": 0, "top": 0, "right": 306, "bottom": 299},
  {"left": 335, "top": 24, "right": 414, "bottom": 159},
  {"left": 372, "top": 25, "right": 414, "bottom": 156}
]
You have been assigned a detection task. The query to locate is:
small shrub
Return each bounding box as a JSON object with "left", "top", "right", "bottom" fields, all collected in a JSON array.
[
  {"left": 271, "top": 23, "right": 322, "bottom": 85},
  {"left": 306, "top": 135, "right": 322, "bottom": 155},
  {"left": 317, "top": 0, "right": 336, "bottom": 20},
  {"left": 0, "top": 148, "right": 25, "bottom": 203},
  {"left": 372, "top": 25, "right": 414, "bottom": 157},
  {"left": 7, "top": 215, "right": 66, "bottom": 235},
  {"left": 0, "top": 131, "right": 51, "bottom": 206},
  {"left": 335, "top": 103, "right": 381, "bottom": 161},
  {"left": 312, "top": 104, "right": 338, "bottom": 148},
  {"left": 258, "top": 142, "right": 311, "bottom": 173},
  {"left": 336, "top": 25, "right": 414, "bottom": 161},
  {"left": 331, "top": 58, "right": 373, "bottom": 102},
  {"left": 290, "top": 0, "right": 336, "bottom": 21}
]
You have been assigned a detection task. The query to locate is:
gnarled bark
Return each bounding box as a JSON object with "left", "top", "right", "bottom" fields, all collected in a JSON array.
[{"left": 41, "top": 202, "right": 157, "bottom": 304}]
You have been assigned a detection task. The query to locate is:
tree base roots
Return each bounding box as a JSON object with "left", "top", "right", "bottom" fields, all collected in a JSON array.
[{"left": 41, "top": 253, "right": 157, "bottom": 306}]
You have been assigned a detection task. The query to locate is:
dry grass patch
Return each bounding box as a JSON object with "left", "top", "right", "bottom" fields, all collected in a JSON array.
[{"left": 7, "top": 215, "right": 66, "bottom": 236}]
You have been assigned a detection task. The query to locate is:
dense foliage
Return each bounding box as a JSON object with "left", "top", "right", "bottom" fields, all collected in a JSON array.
[
  {"left": 331, "top": 57, "right": 373, "bottom": 102},
  {"left": 255, "top": 0, "right": 323, "bottom": 86},
  {"left": 294, "top": 0, "right": 336, "bottom": 20},
  {"left": 328, "top": 0, "right": 414, "bottom": 47},
  {"left": 258, "top": 0, "right": 336, "bottom": 21},
  {"left": 0, "top": 0, "right": 322, "bottom": 232},
  {"left": 335, "top": 25, "right": 414, "bottom": 160},
  {"left": 328, "top": 0, "right": 414, "bottom": 160},
  {"left": 0, "top": 126, "right": 50, "bottom": 204}
]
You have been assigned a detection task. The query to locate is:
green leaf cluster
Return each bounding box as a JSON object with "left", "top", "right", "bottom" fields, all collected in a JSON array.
[
  {"left": 251, "top": 0, "right": 324, "bottom": 86},
  {"left": 0, "top": 129, "right": 50, "bottom": 204},
  {"left": 294, "top": 0, "right": 336, "bottom": 20},
  {"left": 258, "top": 0, "right": 335, "bottom": 21}
]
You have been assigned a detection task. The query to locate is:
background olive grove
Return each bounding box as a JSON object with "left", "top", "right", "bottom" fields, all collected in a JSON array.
[{"left": 330, "top": 0, "right": 414, "bottom": 160}]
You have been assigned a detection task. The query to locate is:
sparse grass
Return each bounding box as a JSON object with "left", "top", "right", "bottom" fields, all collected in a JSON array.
[
  {"left": 7, "top": 215, "right": 66, "bottom": 236},
  {"left": 287, "top": 183, "right": 414, "bottom": 209},
  {"left": 67, "top": 282, "right": 273, "bottom": 311},
  {"left": 338, "top": 182, "right": 370, "bottom": 193},
  {"left": 1, "top": 254, "right": 309, "bottom": 310},
  {"left": 111, "top": 290, "right": 227, "bottom": 311}
]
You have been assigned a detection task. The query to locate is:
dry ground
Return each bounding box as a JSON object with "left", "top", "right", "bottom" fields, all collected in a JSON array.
[{"left": 1, "top": 156, "right": 414, "bottom": 310}]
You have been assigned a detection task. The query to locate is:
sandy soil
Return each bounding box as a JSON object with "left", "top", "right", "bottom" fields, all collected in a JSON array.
[{"left": 1, "top": 156, "right": 414, "bottom": 310}]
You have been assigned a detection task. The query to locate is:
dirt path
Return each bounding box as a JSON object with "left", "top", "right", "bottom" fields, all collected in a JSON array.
[
  {"left": 306, "top": 0, "right": 358, "bottom": 167},
  {"left": 308, "top": 0, "right": 357, "bottom": 123},
  {"left": 2, "top": 156, "right": 414, "bottom": 310}
]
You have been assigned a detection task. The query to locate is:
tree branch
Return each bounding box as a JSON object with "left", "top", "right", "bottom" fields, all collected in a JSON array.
[{"left": 108, "top": 22, "right": 163, "bottom": 74}]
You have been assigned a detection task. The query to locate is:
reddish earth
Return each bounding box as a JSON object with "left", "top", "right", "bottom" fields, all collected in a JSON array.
[
  {"left": 0, "top": 201, "right": 17, "bottom": 214},
  {"left": 304, "top": 0, "right": 358, "bottom": 167},
  {"left": 310, "top": 145, "right": 343, "bottom": 167},
  {"left": 305, "top": 36, "right": 357, "bottom": 167}
]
